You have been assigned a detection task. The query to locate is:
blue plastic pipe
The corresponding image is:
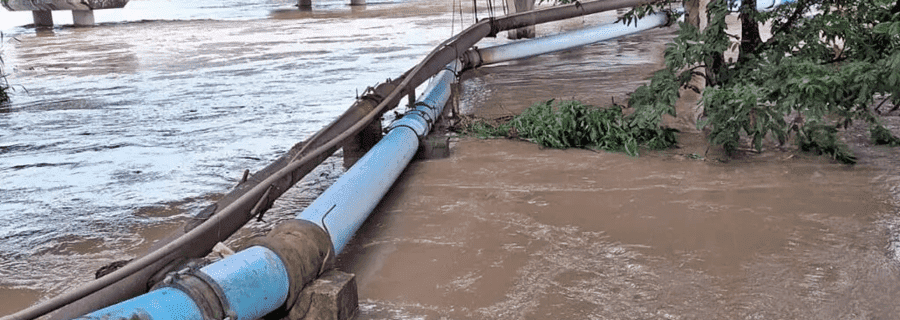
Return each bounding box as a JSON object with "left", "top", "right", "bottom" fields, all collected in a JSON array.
[
  {"left": 298, "top": 61, "right": 458, "bottom": 254},
  {"left": 77, "top": 246, "right": 290, "bottom": 320},
  {"left": 73, "top": 63, "right": 458, "bottom": 320},
  {"left": 76, "top": 288, "right": 203, "bottom": 320}
]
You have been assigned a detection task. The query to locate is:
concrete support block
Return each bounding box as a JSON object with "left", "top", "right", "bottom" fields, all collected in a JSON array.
[
  {"left": 288, "top": 270, "right": 358, "bottom": 320},
  {"left": 349, "top": 0, "right": 365, "bottom": 5},
  {"left": 32, "top": 10, "right": 54, "bottom": 27},
  {"left": 342, "top": 119, "right": 382, "bottom": 168},
  {"left": 416, "top": 134, "right": 450, "bottom": 160},
  {"left": 72, "top": 10, "right": 95, "bottom": 26},
  {"left": 298, "top": 0, "right": 312, "bottom": 7}
]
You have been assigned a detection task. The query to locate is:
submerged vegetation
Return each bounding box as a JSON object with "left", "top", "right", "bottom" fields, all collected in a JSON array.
[
  {"left": 617, "top": 0, "right": 900, "bottom": 164},
  {"left": 458, "top": 100, "right": 677, "bottom": 156}
]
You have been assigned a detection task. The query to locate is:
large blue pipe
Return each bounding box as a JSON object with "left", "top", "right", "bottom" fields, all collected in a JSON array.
[
  {"left": 297, "top": 61, "right": 458, "bottom": 254},
  {"left": 74, "top": 62, "right": 458, "bottom": 320},
  {"left": 77, "top": 246, "right": 290, "bottom": 320}
]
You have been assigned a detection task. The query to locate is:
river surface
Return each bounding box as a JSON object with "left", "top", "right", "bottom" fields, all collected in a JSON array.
[{"left": 2, "top": 0, "right": 900, "bottom": 318}]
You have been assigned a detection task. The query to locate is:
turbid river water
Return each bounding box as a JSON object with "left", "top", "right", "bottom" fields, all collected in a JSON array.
[{"left": 2, "top": 0, "right": 900, "bottom": 318}]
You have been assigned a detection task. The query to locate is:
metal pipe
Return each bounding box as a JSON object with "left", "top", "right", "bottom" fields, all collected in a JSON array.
[
  {"left": 78, "top": 246, "right": 290, "bottom": 320},
  {"left": 298, "top": 61, "right": 458, "bottom": 254},
  {"left": 474, "top": 11, "right": 671, "bottom": 66}
]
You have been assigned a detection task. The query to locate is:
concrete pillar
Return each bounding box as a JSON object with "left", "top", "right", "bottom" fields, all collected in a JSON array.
[
  {"left": 505, "top": 0, "right": 535, "bottom": 39},
  {"left": 31, "top": 10, "right": 53, "bottom": 27},
  {"left": 298, "top": 0, "right": 311, "bottom": 7},
  {"left": 72, "top": 10, "right": 95, "bottom": 26},
  {"left": 342, "top": 119, "right": 382, "bottom": 168},
  {"left": 349, "top": 0, "right": 365, "bottom": 6}
]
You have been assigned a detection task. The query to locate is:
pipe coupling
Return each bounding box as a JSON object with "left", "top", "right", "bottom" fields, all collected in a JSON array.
[
  {"left": 460, "top": 48, "right": 484, "bottom": 70},
  {"left": 152, "top": 262, "right": 235, "bottom": 320},
  {"left": 243, "top": 219, "right": 336, "bottom": 317}
]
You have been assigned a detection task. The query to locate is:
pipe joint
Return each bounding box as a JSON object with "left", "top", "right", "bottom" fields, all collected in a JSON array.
[
  {"left": 243, "top": 219, "right": 335, "bottom": 317},
  {"left": 460, "top": 48, "right": 484, "bottom": 70},
  {"left": 156, "top": 266, "right": 234, "bottom": 320}
]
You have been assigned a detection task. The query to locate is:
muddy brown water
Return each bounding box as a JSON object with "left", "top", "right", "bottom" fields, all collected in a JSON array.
[
  {"left": 2, "top": 1, "right": 900, "bottom": 319},
  {"left": 337, "top": 18, "right": 900, "bottom": 320},
  {"left": 341, "top": 137, "right": 900, "bottom": 319}
]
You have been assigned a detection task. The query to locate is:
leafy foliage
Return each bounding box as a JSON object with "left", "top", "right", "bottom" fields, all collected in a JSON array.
[
  {"left": 871, "top": 124, "right": 900, "bottom": 146},
  {"left": 623, "top": 0, "right": 900, "bottom": 164},
  {"left": 797, "top": 121, "right": 858, "bottom": 164},
  {"left": 459, "top": 100, "right": 677, "bottom": 156}
]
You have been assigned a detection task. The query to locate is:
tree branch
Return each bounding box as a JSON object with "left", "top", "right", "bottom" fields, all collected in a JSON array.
[{"left": 776, "top": 0, "right": 808, "bottom": 36}]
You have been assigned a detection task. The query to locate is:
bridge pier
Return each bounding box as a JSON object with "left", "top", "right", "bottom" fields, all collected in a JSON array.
[
  {"left": 31, "top": 10, "right": 53, "bottom": 27},
  {"left": 3, "top": 0, "right": 127, "bottom": 27},
  {"left": 72, "top": 10, "right": 95, "bottom": 26}
]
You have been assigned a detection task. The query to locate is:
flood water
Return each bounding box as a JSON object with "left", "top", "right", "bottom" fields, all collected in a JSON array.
[{"left": 2, "top": 0, "right": 900, "bottom": 318}]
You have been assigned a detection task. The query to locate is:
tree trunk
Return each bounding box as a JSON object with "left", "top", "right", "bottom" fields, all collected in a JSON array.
[{"left": 739, "top": 0, "right": 762, "bottom": 62}]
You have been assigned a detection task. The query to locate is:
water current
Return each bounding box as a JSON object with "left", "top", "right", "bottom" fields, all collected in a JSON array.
[{"left": 2, "top": 0, "right": 900, "bottom": 318}]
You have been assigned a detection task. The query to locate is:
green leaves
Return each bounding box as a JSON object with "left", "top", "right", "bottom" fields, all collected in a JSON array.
[
  {"left": 797, "top": 122, "right": 857, "bottom": 164},
  {"left": 871, "top": 124, "right": 900, "bottom": 146},
  {"left": 460, "top": 100, "right": 678, "bottom": 156},
  {"left": 621, "top": 0, "right": 900, "bottom": 164}
]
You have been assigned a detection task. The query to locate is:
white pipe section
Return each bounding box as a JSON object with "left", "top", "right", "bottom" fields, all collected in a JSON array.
[
  {"left": 297, "top": 61, "right": 459, "bottom": 254},
  {"left": 477, "top": 12, "right": 670, "bottom": 65},
  {"left": 729, "top": 0, "right": 791, "bottom": 11}
]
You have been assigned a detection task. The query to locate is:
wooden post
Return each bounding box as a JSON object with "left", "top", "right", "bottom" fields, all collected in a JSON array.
[{"left": 505, "top": 0, "right": 535, "bottom": 39}]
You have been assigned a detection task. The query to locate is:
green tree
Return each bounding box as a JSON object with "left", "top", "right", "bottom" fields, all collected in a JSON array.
[{"left": 624, "top": 0, "right": 900, "bottom": 163}]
